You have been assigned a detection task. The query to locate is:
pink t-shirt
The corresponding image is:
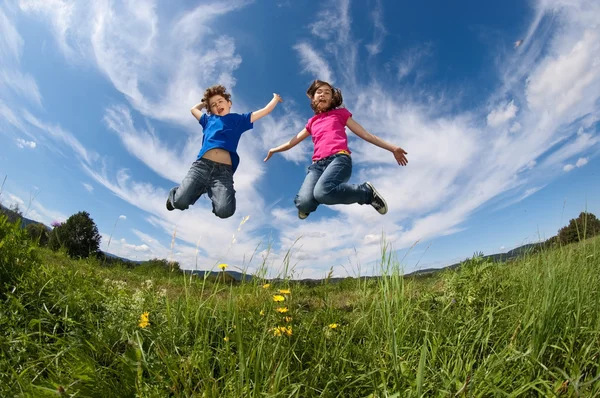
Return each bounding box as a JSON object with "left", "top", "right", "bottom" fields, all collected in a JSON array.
[{"left": 305, "top": 108, "right": 352, "bottom": 162}]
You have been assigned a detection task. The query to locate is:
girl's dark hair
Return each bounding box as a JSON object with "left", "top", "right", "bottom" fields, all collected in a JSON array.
[
  {"left": 201, "top": 85, "right": 232, "bottom": 114},
  {"left": 306, "top": 80, "right": 343, "bottom": 114}
]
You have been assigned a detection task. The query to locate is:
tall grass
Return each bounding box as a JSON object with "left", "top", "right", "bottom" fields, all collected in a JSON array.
[{"left": 0, "top": 214, "right": 599, "bottom": 397}]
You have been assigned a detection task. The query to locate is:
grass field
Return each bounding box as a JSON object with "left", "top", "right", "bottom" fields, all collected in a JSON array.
[{"left": 1, "top": 215, "right": 599, "bottom": 397}]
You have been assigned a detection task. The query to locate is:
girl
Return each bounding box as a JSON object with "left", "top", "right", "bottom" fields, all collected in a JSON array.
[{"left": 264, "top": 80, "right": 407, "bottom": 219}]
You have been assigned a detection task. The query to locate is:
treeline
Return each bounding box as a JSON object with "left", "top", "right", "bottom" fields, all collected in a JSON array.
[{"left": 0, "top": 204, "right": 180, "bottom": 272}]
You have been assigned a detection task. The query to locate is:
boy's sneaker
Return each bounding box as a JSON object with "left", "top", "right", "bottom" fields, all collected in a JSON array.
[
  {"left": 166, "top": 198, "right": 174, "bottom": 211},
  {"left": 298, "top": 210, "right": 309, "bottom": 220},
  {"left": 365, "top": 182, "right": 388, "bottom": 215}
]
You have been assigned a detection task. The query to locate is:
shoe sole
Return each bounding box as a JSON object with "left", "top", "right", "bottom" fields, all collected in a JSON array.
[{"left": 366, "top": 182, "right": 388, "bottom": 215}]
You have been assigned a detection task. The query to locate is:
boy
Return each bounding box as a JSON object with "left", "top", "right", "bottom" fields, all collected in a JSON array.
[{"left": 167, "top": 85, "right": 282, "bottom": 218}]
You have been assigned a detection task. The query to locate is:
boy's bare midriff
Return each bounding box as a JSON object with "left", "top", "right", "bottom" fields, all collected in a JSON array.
[{"left": 202, "top": 148, "right": 232, "bottom": 165}]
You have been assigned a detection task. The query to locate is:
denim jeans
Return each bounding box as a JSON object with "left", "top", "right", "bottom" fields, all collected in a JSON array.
[
  {"left": 294, "top": 154, "right": 372, "bottom": 215},
  {"left": 167, "top": 158, "right": 236, "bottom": 218}
]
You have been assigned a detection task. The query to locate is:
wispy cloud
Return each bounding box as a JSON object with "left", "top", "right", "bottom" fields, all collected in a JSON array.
[
  {"left": 365, "top": 0, "right": 386, "bottom": 56},
  {"left": 19, "top": 0, "right": 251, "bottom": 127},
  {"left": 0, "top": 6, "right": 23, "bottom": 59},
  {"left": 0, "top": 6, "right": 43, "bottom": 107},
  {"left": 82, "top": 182, "right": 93, "bottom": 192},
  {"left": 3, "top": 191, "right": 68, "bottom": 225},
  {"left": 22, "top": 110, "right": 98, "bottom": 164},
  {"left": 293, "top": 42, "right": 334, "bottom": 83},
  {"left": 487, "top": 100, "right": 518, "bottom": 127},
  {"left": 396, "top": 44, "right": 433, "bottom": 81},
  {"left": 103, "top": 105, "right": 193, "bottom": 183}
]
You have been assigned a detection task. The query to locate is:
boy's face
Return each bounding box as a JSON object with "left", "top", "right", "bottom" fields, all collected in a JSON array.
[
  {"left": 312, "top": 85, "right": 333, "bottom": 111},
  {"left": 208, "top": 95, "right": 232, "bottom": 116}
]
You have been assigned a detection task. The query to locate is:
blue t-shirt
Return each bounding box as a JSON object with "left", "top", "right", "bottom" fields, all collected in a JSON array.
[{"left": 197, "top": 112, "right": 253, "bottom": 173}]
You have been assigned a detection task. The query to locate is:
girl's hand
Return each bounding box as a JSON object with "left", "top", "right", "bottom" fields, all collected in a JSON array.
[
  {"left": 392, "top": 146, "right": 408, "bottom": 166},
  {"left": 264, "top": 149, "right": 275, "bottom": 162},
  {"left": 273, "top": 93, "right": 283, "bottom": 103}
]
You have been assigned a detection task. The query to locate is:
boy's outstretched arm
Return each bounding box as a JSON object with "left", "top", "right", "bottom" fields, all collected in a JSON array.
[
  {"left": 346, "top": 117, "right": 408, "bottom": 166},
  {"left": 264, "top": 128, "right": 310, "bottom": 162},
  {"left": 190, "top": 101, "right": 206, "bottom": 121},
  {"left": 251, "top": 94, "right": 283, "bottom": 123}
]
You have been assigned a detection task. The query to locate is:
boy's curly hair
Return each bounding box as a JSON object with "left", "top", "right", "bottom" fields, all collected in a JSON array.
[
  {"left": 306, "top": 80, "right": 343, "bottom": 114},
  {"left": 201, "top": 85, "right": 232, "bottom": 114}
]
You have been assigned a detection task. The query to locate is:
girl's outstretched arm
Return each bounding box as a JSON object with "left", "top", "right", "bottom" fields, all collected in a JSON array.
[
  {"left": 264, "top": 128, "right": 310, "bottom": 162},
  {"left": 190, "top": 101, "right": 205, "bottom": 121},
  {"left": 346, "top": 117, "right": 408, "bottom": 166},
  {"left": 251, "top": 94, "right": 283, "bottom": 123}
]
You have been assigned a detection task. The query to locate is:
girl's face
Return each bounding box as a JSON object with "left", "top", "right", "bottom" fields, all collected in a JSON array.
[
  {"left": 312, "top": 85, "right": 333, "bottom": 111},
  {"left": 208, "top": 95, "right": 232, "bottom": 116}
]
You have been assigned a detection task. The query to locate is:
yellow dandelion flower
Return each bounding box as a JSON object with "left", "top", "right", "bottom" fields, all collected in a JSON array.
[
  {"left": 218, "top": 263, "right": 228, "bottom": 270},
  {"left": 273, "top": 295, "right": 285, "bottom": 302},
  {"left": 284, "top": 326, "right": 293, "bottom": 336},
  {"left": 273, "top": 328, "right": 282, "bottom": 337},
  {"left": 138, "top": 312, "right": 150, "bottom": 328},
  {"left": 278, "top": 288, "right": 291, "bottom": 294},
  {"left": 328, "top": 323, "right": 339, "bottom": 329},
  {"left": 276, "top": 307, "right": 289, "bottom": 313},
  {"left": 223, "top": 336, "right": 230, "bottom": 342},
  {"left": 284, "top": 316, "right": 292, "bottom": 323},
  {"left": 262, "top": 283, "right": 271, "bottom": 289},
  {"left": 260, "top": 310, "right": 265, "bottom": 316}
]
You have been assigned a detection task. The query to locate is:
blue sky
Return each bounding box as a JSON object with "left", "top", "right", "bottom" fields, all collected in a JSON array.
[{"left": 1, "top": 0, "right": 599, "bottom": 278}]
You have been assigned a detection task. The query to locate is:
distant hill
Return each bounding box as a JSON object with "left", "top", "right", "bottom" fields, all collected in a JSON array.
[
  {"left": 404, "top": 242, "right": 546, "bottom": 278},
  {"left": 0, "top": 202, "right": 550, "bottom": 282},
  {"left": 0, "top": 203, "right": 47, "bottom": 228},
  {"left": 186, "top": 269, "right": 254, "bottom": 282}
]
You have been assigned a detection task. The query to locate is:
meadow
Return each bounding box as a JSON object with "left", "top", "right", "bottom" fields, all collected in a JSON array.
[{"left": 1, "top": 214, "right": 599, "bottom": 397}]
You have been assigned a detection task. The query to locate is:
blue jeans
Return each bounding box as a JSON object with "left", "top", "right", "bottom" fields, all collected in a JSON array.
[
  {"left": 294, "top": 154, "right": 372, "bottom": 215},
  {"left": 168, "top": 158, "right": 236, "bottom": 218}
]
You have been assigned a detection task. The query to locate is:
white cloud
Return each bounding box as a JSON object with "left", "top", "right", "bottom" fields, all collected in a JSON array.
[
  {"left": 396, "top": 44, "right": 433, "bottom": 81},
  {"left": 22, "top": 110, "right": 98, "bottom": 164},
  {"left": 542, "top": 132, "right": 598, "bottom": 168},
  {"left": 0, "top": 6, "right": 23, "bottom": 60},
  {"left": 510, "top": 122, "right": 521, "bottom": 133},
  {"left": 564, "top": 157, "right": 589, "bottom": 172},
  {"left": 575, "top": 157, "right": 588, "bottom": 167},
  {"left": 103, "top": 105, "right": 193, "bottom": 183},
  {"left": 18, "top": 0, "right": 77, "bottom": 58},
  {"left": 82, "top": 183, "right": 93, "bottom": 192},
  {"left": 258, "top": 104, "right": 312, "bottom": 164},
  {"left": 0, "top": 6, "right": 43, "bottom": 107},
  {"left": 15, "top": 138, "right": 36, "bottom": 148},
  {"left": 365, "top": 0, "right": 386, "bottom": 56},
  {"left": 293, "top": 42, "right": 334, "bottom": 84},
  {"left": 526, "top": 29, "right": 600, "bottom": 121},
  {"left": 487, "top": 100, "right": 518, "bottom": 127},
  {"left": 0, "top": 69, "right": 43, "bottom": 107}
]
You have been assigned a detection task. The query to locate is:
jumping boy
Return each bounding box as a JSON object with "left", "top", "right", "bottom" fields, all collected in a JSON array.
[{"left": 167, "top": 85, "right": 282, "bottom": 218}]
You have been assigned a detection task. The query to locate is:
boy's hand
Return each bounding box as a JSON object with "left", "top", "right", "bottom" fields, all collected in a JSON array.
[
  {"left": 264, "top": 149, "right": 275, "bottom": 162},
  {"left": 273, "top": 93, "right": 283, "bottom": 103},
  {"left": 392, "top": 146, "right": 408, "bottom": 166}
]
